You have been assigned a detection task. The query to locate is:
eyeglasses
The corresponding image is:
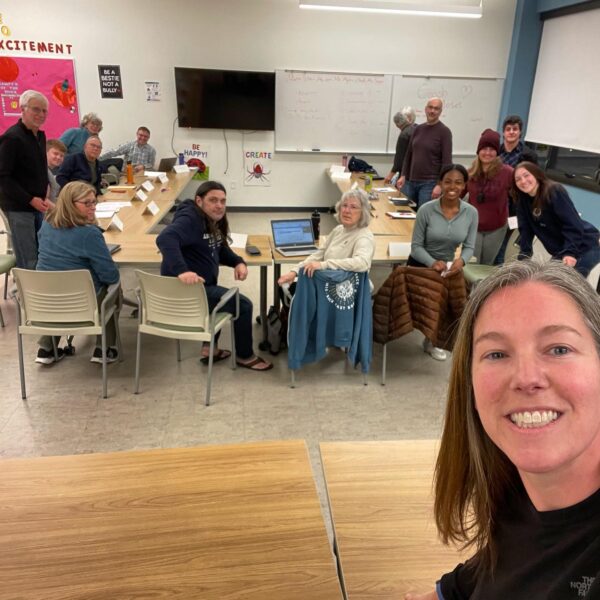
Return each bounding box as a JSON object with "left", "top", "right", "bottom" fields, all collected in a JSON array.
[
  {"left": 75, "top": 200, "right": 98, "bottom": 208},
  {"left": 25, "top": 105, "right": 48, "bottom": 115},
  {"left": 340, "top": 204, "right": 361, "bottom": 211},
  {"left": 87, "top": 144, "right": 102, "bottom": 150}
]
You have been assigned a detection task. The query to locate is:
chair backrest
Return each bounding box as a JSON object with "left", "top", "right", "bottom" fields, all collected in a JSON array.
[
  {"left": 0, "top": 206, "right": 13, "bottom": 254},
  {"left": 12, "top": 269, "right": 98, "bottom": 325},
  {"left": 136, "top": 270, "right": 210, "bottom": 330},
  {"left": 504, "top": 228, "right": 521, "bottom": 263}
]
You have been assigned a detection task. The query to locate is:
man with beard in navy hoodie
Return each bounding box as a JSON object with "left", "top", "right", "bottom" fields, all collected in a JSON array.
[{"left": 157, "top": 180, "right": 272, "bottom": 371}]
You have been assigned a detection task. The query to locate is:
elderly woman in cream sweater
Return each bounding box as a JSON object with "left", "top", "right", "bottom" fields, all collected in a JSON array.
[{"left": 278, "top": 188, "right": 375, "bottom": 285}]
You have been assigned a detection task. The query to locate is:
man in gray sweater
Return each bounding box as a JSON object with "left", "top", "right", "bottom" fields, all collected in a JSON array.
[{"left": 396, "top": 97, "right": 452, "bottom": 210}]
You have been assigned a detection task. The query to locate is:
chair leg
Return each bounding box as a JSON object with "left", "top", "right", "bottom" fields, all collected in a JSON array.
[
  {"left": 363, "top": 372, "right": 368, "bottom": 386},
  {"left": 134, "top": 330, "right": 142, "bottom": 394},
  {"left": 290, "top": 369, "right": 296, "bottom": 388},
  {"left": 205, "top": 336, "right": 216, "bottom": 407},
  {"left": 51, "top": 337, "right": 59, "bottom": 362},
  {"left": 0, "top": 304, "right": 4, "bottom": 328},
  {"left": 3, "top": 271, "right": 8, "bottom": 300},
  {"left": 230, "top": 322, "right": 236, "bottom": 370},
  {"left": 115, "top": 308, "right": 124, "bottom": 361},
  {"left": 101, "top": 332, "right": 108, "bottom": 399},
  {"left": 17, "top": 332, "right": 26, "bottom": 400},
  {"left": 176, "top": 339, "right": 181, "bottom": 362},
  {"left": 381, "top": 344, "right": 387, "bottom": 386}
]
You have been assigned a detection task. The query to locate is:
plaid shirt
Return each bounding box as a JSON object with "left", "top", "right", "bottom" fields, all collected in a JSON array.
[{"left": 100, "top": 141, "right": 156, "bottom": 169}]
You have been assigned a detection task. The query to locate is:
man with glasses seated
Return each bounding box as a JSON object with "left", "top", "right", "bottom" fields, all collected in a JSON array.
[
  {"left": 56, "top": 135, "right": 105, "bottom": 196},
  {"left": 99, "top": 126, "right": 156, "bottom": 173},
  {"left": 0, "top": 89, "right": 51, "bottom": 269}
]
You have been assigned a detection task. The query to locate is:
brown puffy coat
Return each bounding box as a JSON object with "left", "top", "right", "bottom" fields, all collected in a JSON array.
[{"left": 372, "top": 266, "right": 467, "bottom": 350}]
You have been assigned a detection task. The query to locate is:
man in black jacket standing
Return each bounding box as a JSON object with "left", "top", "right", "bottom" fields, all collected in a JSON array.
[{"left": 0, "top": 90, "right": 51, "bottom": 269}]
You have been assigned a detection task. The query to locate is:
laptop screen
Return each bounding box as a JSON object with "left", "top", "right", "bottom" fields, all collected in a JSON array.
[{"left": 271, "top": 219, "right": 315, "bottom": 247}]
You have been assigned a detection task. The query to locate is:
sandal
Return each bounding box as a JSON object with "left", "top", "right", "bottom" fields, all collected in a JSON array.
[
  {"left": 200, "top": 349, "right": 232, "bottom": 365},
  {"left": 236, "top": 356, "right": 273, "bottom": 371}
]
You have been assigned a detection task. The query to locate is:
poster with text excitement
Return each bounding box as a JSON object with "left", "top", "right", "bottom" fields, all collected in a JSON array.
[{"left": 0, "top": 56, "right": 79, "bottom": 138}]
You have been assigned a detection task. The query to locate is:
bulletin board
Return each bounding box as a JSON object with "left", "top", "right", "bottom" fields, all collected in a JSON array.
[{"left": 0, "top": 56, "right": 79, "bottom": 137}]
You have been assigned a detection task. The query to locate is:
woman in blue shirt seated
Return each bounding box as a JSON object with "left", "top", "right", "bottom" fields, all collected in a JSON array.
[
  {"left": 513, "top": 161, "right": 600, "bottom": 278},
  {"left": 408, "top": 163, "right": 479, "bottom": 361},
  {"left": 36, "top": 181, "right": 120, "bottom": 365}
]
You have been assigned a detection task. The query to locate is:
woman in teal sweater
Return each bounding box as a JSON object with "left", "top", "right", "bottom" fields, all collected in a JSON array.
[
  {"left": 36, "top": 181, "right": 120, "bottom": 364},
  {"left": 408, "top": 164, "right": 478, "bottom": 361}
]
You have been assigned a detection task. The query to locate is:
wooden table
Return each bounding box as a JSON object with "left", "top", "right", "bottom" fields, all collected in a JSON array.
[
  {"left": 0, "top": 441, "right": 342, "bottom": 600},
  {"left": 327, "top": 170, "right": 415, "bottom": 236},
  {"left": 98, "top": 173, "right": 272, "bottom": 342},
  {"left": 320, "top": 440, "right": 468, "bottom": 599}
]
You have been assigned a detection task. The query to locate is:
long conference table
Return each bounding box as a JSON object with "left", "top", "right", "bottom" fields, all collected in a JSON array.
[
  {"left": 0, "top": 441, "right": 343, "bottom": 599},
  {"left": 320, "top": 440, "right": 469, "bottom": 599},
  {"left": 97, "top": 170, "right": 272, "bottom": 342}
]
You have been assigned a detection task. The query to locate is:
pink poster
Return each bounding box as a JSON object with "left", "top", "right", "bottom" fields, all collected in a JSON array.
[{"left": 0, "top": 56, "right": 79, "bottom": 138}]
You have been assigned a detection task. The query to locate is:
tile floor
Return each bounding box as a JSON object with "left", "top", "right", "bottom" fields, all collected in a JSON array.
[{"left": 0, "top": 211, "right": 452, "bottom": 539}]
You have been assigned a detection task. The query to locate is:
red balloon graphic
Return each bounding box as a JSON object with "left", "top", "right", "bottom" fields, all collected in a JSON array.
[
  {"left": 0, "top": 57, "right": 19, "bottom": 82},
  {"left": 51, "top": 79, "right": 77, "bottom": 110},
  {"left": 186, "top": 158, "right": 206, "bottom": 173}
]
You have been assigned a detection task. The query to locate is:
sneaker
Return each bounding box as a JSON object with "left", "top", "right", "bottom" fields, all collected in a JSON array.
[
  {"left": 35, "top": 347, "right": 65, "bottom": 365},
  {"left": 422, "top": 338, "right": 447, "bottom": 361},
  {"left": 90, "top": 347, "right": 119, "bottom": 364}
]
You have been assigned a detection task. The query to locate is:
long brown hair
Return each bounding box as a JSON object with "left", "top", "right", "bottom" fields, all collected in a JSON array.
[
  {"left": 434, "top": 259, "right": 600, "bottom": 572},
  {"left": 45, "top": 182, "right": 97, "bottom": 229},
  {"left": 511, "top": 161, "right": 560, "bottom": 215},
  {"left": 468, "top": 155, "right": 503, "bottom": 181},
  {"left": 193, "top": 180, "right": 231, "bottom": 246}
]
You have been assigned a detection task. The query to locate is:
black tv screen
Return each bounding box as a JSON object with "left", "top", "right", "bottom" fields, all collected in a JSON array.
[{"left": 174, "top": 67, "right": 275, "bottom": 131}]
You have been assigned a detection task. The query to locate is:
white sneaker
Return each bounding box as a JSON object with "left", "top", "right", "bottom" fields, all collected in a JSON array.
[{"left": 422, "top": 338, "right": 447, "bottom": 361}]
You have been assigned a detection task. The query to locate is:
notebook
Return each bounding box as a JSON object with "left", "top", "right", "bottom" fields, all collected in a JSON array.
[
  {"left": 157, "top": 157, "right": 177, "bottom": 172},
  {"left": 271, "top": 218, "right": 318, "bottom": 257},
  {"left": 107, "top": 243, "right": 121, "bottom": 255}
]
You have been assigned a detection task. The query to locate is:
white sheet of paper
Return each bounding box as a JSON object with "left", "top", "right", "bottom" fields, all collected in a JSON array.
[
  {"left": 158, "top": 173, "right": 169, "bottom": 184},
  {"left": 134, "top": 190, "right": 148, "bottom": 202},
  {"left": 331, "top": 172, "right": 352, "bottom": 181},
  {"left": 373, "top": 187, "right": 397, "bottom": 193},
  {"left": 144, "top": 171, "right": 166, "bottom": 178},
  {"left": 229, "top": 232, "right": 248, "bottom": 249},
  {"left": 141, "top": 180, "right": 155, "bottom": 192},
  {"left": 173, "top": 164, "right": 190, "bottom": 174},
  {"left": 95, "top": 210, "right": 116, "bottom": 220},
  {"left": 99, "top": 202, "right": 131, "bottom": 211},
  {"left": 508, "top": 216, "right": 518, "bottom": 230},
  {"left": 329, "top": 165, "right": 345, "bottom": 173},
  {"left": 388, "top": 242, "right": 412, "bottom": 258},
  {"left": 386, "top": 211, "right": 416, "bottom": 219}
]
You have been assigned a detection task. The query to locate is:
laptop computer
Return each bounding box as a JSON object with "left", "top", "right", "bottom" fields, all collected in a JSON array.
[
  {"left": 271, "top": 218, "right": 319, "bottom": 257},
  {"left": 157, "top": 157, "right": 177, "bottom": 172}
]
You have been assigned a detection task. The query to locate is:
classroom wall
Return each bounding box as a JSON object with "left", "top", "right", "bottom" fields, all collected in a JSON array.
[{"left": 4, "top": 0, "right": 516, "bottom": 208}]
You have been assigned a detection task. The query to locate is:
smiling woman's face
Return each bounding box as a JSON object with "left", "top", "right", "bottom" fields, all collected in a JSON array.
[{"left": 471, "top": 281, "right": 600, "bottom": 501}]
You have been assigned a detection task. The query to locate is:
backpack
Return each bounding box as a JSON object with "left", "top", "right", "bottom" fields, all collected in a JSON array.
[
  {"left": 348, "top": 155, "right": 377, "bottom": 174},
  {"left": 266, "top": 283, "right": 294, "bottom": 355}
]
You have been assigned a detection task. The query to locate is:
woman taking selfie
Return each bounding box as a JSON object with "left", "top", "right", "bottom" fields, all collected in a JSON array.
[{"left": 405, "top": 260, "right": 600, "bottom": 600}]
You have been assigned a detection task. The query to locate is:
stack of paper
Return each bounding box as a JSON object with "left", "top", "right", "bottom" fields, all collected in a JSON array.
[
  {"left": 229, "top": 233, "right": 248, "bottom": 249},
  {"left": 386, "top": 211, "right": 416, "bottom": 219}
]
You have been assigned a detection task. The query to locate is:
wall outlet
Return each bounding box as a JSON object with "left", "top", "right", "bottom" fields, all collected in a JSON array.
[{"left": 230, "top": 180, "right": 237, "bottom": 190}]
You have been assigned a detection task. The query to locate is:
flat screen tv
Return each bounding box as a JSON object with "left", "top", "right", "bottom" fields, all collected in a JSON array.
[{"left": 174, "top": 67, "right": 275, "bottom": 131}]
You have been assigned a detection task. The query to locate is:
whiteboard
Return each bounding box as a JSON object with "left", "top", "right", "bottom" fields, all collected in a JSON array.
[
  {"left": 527, "top": 9, "right": 600, "bottom": 153},
  {"left": 275, "top": 70, "right": 393, "bottom": 153},
  {"left": 387, "top": 76, "right": 504, "bottom": 155}
]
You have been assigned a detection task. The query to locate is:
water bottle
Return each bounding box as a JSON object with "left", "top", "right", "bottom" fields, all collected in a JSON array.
[
  {"left": 311, "top": 210, "right": 321, "bottom": 241},
  {"left": 364, "top": 175, "right": 372, "bottom": 193},
  {"left": 126, "top": 160, "right": 134, "bottom": 184},
  {"left": 178, "top": 152, "right": 185, "bottom": 165}
]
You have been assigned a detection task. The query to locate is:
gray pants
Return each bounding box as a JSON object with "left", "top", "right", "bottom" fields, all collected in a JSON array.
[
  {"left": 7, "top": 210, "right": 40, "bottom": 270},
  {"left": 38, "top": 286, "right": 118, "bottom": 351},
  {"left": 474, "top": 225, "right": 508, "bottom": 266}
]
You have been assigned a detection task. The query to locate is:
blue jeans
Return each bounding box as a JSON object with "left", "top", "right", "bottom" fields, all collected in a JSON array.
[
  {"left": 575, "top": 245, "right": 600, "bottom": 279},
  {"left": 402, "top": 180, "right": 437, "bottom": 210},
  {"left": 7, "top": 210, "right": 42, "bottom": 270},
  {"left": 205, "top": 285, "right": 254, "bottom": 359}
]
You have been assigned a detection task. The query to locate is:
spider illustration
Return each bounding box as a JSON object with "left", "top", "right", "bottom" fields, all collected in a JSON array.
[{"left": 246, "top": 162, "right": 271, "bottom": 183}]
